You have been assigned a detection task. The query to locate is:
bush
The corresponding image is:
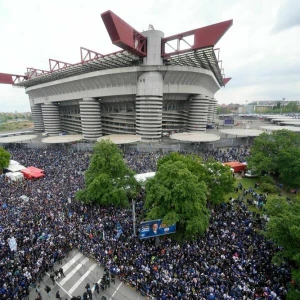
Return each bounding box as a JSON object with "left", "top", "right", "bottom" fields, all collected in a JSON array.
[
  {"left": 260, "top": 175, "right": 276, "bottom": 185},
  {"left": 260, "top": 183, "right": 278, "bottom": 194}
]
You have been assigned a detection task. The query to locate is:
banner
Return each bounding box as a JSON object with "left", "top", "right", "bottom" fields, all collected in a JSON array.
[
  {"left": 139, "top": 219, "right": 176, "bottom": 239},
  {"left": 8, "top": 237, "right": 17, "bottom": 252},
  {"left": 115, "top": 222, "right": 123, "bottom": 239}
]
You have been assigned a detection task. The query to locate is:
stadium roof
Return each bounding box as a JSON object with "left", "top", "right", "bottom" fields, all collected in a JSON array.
[
  {"left": 14, "top": 51, "right": 142, "bottom": 88},
  {"left": 2, "top": 11, "right": 231, "bottom": 89}
]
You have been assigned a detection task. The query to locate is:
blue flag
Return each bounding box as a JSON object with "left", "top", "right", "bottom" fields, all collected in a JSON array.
[
  {"left": 115, "top": 222, "right": 123, "bottom": 239},
  {"left": 2, "top": 203, "right": 7, "bottom": 209}
]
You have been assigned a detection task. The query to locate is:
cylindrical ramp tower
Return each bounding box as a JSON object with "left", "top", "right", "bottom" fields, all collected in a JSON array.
[
  {"left": 136, "top": 72, "right": 163, "bottom": 141},
  {"left": 31, "top": 104, "right": 44, "bottom": 132},
  {"left": 207, "top": 97, "right": 214, "bottom": 124},
  {"left": 136, "top": 29, "right": 164, "bottom": 141},
  {"left": 187, "top": 94, "right": 210, "bottom": 132},
  {"left": 79, "top": 97, "right": 102, "bottom": 140},
  {"left": 212, "top": 98, "right": 218, "bottom": 123},
  {"left": 41, "top": 103, "right": 61, "bottom": 135}
]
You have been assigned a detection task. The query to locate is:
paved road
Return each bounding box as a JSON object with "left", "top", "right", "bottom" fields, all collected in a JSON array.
[{"left": 29, "top": 250, "right": 145, "bottom": 300}]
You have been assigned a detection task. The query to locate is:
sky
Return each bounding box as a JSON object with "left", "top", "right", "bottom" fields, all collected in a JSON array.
[{"left": 0, "top": 0, "right": 299, "bottom": 112}]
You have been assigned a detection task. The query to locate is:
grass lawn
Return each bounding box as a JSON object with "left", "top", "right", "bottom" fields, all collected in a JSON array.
[
  {"left": 0, "top": 121, "right": 33, "bottom": 132},
  {"left": 225, "top": 176, "right": 295, "bottom": 214}
]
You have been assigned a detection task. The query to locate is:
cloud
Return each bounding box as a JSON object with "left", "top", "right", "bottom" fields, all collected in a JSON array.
[
  {"left": 0, "top": 0, "right": 299, "bottom": 112},
  {"left": 272, "top": 0, "right": 300, "bottom": 33}
]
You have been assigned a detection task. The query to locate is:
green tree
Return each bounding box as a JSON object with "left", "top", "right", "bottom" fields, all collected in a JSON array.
[
  {"left": 158, "top": 153, "right": 234, "bottom": 204},
  {"left": 76, "top": 140, "right": 138, "bottom": 206},
  {"left": 145, "top": 153, "right": 234, "bottom": 240},
  {"left": 0, "top": 147, "right": 10, "bottom": 172},
  {"left": 145, "top": 160, "right": 210, "bottom": 240},
  {"left": 286, "top": 102, "right": 298, "bottom": 112},
  {"left": 264, "top": 196, "right": 300, "bottom": 298},
  {"left": 248, "top": 130, "right": 300, "bottom": 185}
]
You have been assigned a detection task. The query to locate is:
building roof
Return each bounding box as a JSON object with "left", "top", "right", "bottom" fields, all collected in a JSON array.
[
  {"left": 97, "top": 134, "right": 141, "bottom": 144},
  {"left": 170, "top": 132, "right": 220, "bottom": 142},
  {"left": 219, "top": 129, "right": 263, "bottom": 137},
  {"left": 0, "top": 134, "right": 37, "bottom": 143},
  {"left": 260, "top": 125, "right": 300, "bottom": 132},
  {"left": 41, "top": 135, "right": 83, "bottom": 144}
]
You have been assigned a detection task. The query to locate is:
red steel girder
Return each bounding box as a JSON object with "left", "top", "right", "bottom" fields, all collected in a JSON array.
[
  {"left": 0, "top": 73, "right": 28, "bottom": 85},
  {"left": 223, "top": 77, "right": 231, "bottom": 85},
  {"left": 49, "top": 59, "right": 73, "bottom": 72},
  {"left": 80, "top": 47, "right": 103, "bottom": 63},
  {"left": 101, "top": 10, "right": 147, "bottom": 57},
  {"left": 27, "top": 68, "right": 50, "bottom": 79},
  {"left": 162, "top": 19, "right": 233, "bottom": 57}
]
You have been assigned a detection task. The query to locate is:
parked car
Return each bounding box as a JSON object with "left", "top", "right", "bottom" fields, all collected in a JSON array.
[{"left": 244, "top": 170, "right": 258, "bottom": 178}]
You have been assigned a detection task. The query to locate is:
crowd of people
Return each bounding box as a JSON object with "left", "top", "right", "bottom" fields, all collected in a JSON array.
[{"left": 0, "top": 146, "right": 291, "bottom": 299}]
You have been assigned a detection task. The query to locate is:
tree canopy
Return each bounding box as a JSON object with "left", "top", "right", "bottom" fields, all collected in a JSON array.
[
  {"left": 145, "top": 152, "right": 234, "bottom": 240},
  {"left": 247, "top": 130, "right": 300, "bottom": 186},
  {"left": 76, "top": 140, "right": 138, "bottom": 207},
  {"left": 0, "top": 147, "right": 10, "bottom": 172},
  {"left": 158, "top": 152, "right": 234, "bottom": 204},
  {"left": 264, "top": 196, "right": 300, "bottom": 298}
]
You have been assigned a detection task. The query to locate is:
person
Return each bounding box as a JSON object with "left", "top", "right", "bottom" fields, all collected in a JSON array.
[
  {"left": 54, "top": 269, "right": 60, "bottom": 279},
  {"left": 35, "top": 294, "right": 42, "bottom": 300},
  {"left": 94, "top": 282, "right": 100, "bottom": 294},
  {"left": 50, "top": 273, "right": 55, "bottom": 285},
  {"left": 56, "top": 290, "right": 62, "bottom": 299},
  {"left": 149, "top": 222, "right": 159, "bottom": 235},
  {"left": 35, "top": 285, "right": 41, "bottom": 295},
  {"left": 100, "top": 277, "right": 106, "bottom": 290},
  {"left": 87, "top": 288, "right": 93, "bottom": 299},
  {"left": 44, "top": 285, "right": 51, "bottom": 298},
  {"left": 59, "top": 267, "right": 66, "bottom": 277},
  {"left": 111, "top": 273, "right": 115, "bottom": 284}
]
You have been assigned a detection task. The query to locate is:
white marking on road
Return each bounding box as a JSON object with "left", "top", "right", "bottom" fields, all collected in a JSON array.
[
  {"left": 61, "top": 252, "right": 83, "bottom": 273},
  {"left": 110, "top": 282, "right": 122, "bottom": 300},
  {"left": 59, "top": 257, "right": 89, "bottom": 285},
  {"left": 68, "top": 263, "right": 97, "bottom": 294},
  {"left": 46, "top": 272, "right": 72, "bottom": 298}
]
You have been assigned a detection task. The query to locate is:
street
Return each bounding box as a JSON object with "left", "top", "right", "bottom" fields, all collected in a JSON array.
[{"left": 29, "top": 250, "right": 145, "bottom": 300}]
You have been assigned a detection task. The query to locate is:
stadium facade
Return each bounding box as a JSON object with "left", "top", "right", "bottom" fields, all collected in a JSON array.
[{"left": 0, "top": 11, "right": 232, "bottom": 141}]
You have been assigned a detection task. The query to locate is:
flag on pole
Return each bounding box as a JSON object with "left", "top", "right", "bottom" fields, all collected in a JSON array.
[
  {"left": 115, "top": 222, "right": 123, "bottom": 239},
  {"left": 8, "top": 237, "right": 17, "bottom": 252}
]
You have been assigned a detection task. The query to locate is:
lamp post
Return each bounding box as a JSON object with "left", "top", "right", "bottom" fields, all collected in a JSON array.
[
  {"left": 280, "top": 97, "right": 286, "bottom": 115},
  {"left": 132, "top": 199, "right": 136, "bottom": 236}
]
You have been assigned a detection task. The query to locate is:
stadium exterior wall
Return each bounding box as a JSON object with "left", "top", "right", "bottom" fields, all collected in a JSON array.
[
  {"left": 26, "top": 29, "right": 221, "bottom": 141},
  {"left": 27, "top": 66, "right": 220, "bottom": 141}
]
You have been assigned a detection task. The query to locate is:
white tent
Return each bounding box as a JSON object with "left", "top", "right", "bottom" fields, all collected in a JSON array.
[
  {"left": 6, "top": 164, "right": 26, "bottom": 173},
  {"left": 134, "top": 172, "right": 156, "bottom": 183},
  {"left": 5, "top": 172, "right": 24, "bottom": 182}
]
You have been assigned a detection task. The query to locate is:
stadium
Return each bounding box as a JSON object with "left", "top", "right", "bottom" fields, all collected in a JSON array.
[{"left": 0, "top": 11, "right": 232, "bottom": 142}]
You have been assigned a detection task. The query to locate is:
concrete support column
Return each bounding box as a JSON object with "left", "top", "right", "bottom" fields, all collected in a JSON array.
[
  {"left": 136, "top": 72, "right": 163, "bottom": 141},
  {"left": 79, "top": 97, "right": 102, "bottom": 140},
  {"left": 207, "top": 97, "right": 214, "bottom": 124},
  {"left": 187, "top": 94, "right": 210, "bottom": 132},
  {"left": 41, "top": 103, "right": 61, "bottom": 135},
  {"left": 31, "top": 104, "right": 44, "bottom": 132}
]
